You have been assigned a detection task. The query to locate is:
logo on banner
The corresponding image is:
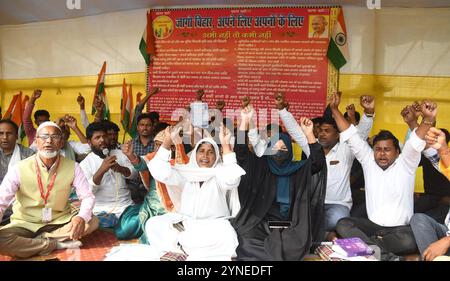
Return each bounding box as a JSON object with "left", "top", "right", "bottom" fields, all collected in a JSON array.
[
  {"left": 335, "top": 32, "right": 346, "bottom": 46},
  {"left": 153, "top": 16, "right": 174, "bottom": 39}
]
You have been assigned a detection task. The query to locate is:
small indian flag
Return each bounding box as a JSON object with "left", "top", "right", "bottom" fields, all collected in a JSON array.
[
  {"left": 4, "top": 92, "right": 23, "bottom": 129},
  {"left": 92, "top": 61, "right": 110, "bottom": 120},
  {"left": 127, "top": 84, "right": 134, "bottom": 131},
  {"left": 20, "top": 95, "right": 29, "bottom": 141},
  {"left": 120, "top": 79, "right": 130, "bottom": 132},
  {"left": 139, "top": 10, "right": 156, "bottom": 65},
  {"left": 327, "top": 8, "right": 349, "bottom": 70}
]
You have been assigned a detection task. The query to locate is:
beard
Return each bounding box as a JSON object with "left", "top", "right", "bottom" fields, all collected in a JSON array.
[
  {"left": 39, "top": 150, "right": 58, "bottom": 159},
  {"left": 92, "top": 147, "right": 109, "bottom": 159}
]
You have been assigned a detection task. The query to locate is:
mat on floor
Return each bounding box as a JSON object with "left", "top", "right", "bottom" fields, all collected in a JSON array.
[{"left": 0, "top": 229, "right": 119, "bottom": 261}]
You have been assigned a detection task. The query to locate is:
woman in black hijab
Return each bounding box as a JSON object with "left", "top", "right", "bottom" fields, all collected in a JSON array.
[{"left": 232, "top": 115, "right": 327, "bottom": 261}]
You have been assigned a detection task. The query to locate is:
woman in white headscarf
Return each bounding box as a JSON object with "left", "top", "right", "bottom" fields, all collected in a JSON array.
[{"left": 145, "top": 125, "right": 245, "bottom": 260}]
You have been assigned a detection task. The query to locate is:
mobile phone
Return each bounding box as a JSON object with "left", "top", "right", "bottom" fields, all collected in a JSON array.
[{"left": 268, "top": 221, "right": 291, "bottom": 229}]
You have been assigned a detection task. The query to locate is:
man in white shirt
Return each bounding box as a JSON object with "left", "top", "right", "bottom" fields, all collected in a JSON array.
[
  {"left": 80, "top": 122, "right": 140, "bottom": 240},
  {"left": 274, "top": 93, "right": 374, "bottom": 240},
  {"left": 330, "top": 92, "right": 437, "bottom": 260}
]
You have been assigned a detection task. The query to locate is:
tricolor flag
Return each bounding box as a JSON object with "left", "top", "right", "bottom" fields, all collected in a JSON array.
[
  {"left": 139, "top": 10, "right": 156, "bottom": 65},
  {"left": 19, "top": 95, "right": 29, "bottom": 141},
  {"left": 327, "top": 8, "right": 349, "bottom": 70},
  {"left": 4, "top": 92, "right": 24, "bottom": 134},
  {"left": 128, "top": 85, "right": 139, "bottom": 138},
  {"left": 92, "top": 61, "right": 110, "bottom": 120},
  {"left": 127, "top": 84, "right": 134, "bottom": 130},
  {"left": 120, "top": 79, "right": 131, "bottom": 132}
]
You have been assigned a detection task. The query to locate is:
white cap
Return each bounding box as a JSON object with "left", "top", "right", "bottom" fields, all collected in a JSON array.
[{"left": 36, "top": 121, "right": 62, "bottom": 135}]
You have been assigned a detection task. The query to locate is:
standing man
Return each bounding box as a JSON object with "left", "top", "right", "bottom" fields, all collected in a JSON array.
[{"left": 0, "top": 121, "right": 97, "bottom": 259}]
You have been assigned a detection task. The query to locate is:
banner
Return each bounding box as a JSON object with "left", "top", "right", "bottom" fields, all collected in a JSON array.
[{"left": 147, "top": 6, "right": 339, "bottom": 123}]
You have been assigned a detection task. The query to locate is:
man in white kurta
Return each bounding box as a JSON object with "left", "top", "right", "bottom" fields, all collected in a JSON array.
[
  {"left": 80, "top": 149, "right": 137, "bottom": 217},
  {"left": 79, "top": 123, "right": 138, "bottom": 219},
  {"left": 146, "top": 130, "right": 245, "bottom": 260}
]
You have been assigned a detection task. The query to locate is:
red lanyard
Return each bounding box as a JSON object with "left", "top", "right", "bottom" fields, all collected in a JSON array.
[{"left": 35, "top": 156, "right": 60, "bottom": 206}]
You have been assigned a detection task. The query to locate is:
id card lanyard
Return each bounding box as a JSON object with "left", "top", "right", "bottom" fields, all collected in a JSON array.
[{"left": 35, "top": 157, "right": 59, "bottom": 223}]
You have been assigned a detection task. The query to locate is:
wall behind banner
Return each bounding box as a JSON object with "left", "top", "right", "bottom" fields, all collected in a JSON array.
[{"left": 1, "top": 6, "right": 450, "bottom": 192}]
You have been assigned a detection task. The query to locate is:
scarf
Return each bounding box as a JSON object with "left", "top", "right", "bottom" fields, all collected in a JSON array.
[
  {"left": 173, "top": 138, "right": 245, "bottom": 183},
  {"left": 266, "top": 133, "right": 306, "bottom": 218},
  {"left": 8, "top": 144, "right": 22, "bottom": 171},
  {"left": 171, "top": 138, "right": 245, "bottom": 217}
]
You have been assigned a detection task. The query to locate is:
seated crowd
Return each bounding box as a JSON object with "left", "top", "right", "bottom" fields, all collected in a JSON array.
[{"left": 0, "top": 88, "right": 449, "bottom": 261}]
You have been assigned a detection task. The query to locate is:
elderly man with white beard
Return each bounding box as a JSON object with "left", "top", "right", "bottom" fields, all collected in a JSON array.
[{"left": 0, "top": 121, "right": 97, "bottom": 259}]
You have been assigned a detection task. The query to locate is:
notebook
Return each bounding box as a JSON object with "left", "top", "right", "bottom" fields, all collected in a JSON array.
[{"left": 333, "top": 237, "right": 375, "bottom": 257}]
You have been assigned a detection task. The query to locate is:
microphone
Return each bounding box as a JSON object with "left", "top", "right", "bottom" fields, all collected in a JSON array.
[{"left": 102, "top": 148, "right": 110, "bottom": 157}]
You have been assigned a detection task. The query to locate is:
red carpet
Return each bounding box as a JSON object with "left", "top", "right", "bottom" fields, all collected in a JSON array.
[{"left": 0, "top": 229, "right": 119, "bottom": 261}]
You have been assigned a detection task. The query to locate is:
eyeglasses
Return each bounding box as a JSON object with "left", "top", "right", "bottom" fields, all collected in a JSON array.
[{"left": 37, "top": 134, "right": 62, "bottom": 141}]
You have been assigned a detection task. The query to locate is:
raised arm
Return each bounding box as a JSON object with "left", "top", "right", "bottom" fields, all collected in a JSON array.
[
  {"left": 401, "top": 105, "right": 420, "bottom": 131},
  {"left": 397, "top": 101, "right": 436, "bottom": 174},
  {"left": 215, "top": 124, "right": 246, "bottom": 190},
  {"left": 239, "top": 96, "right": 267, "bottom": 157},
  {"left": 415, "top": 101, "right": 437, "bottom": 140},
  {"left": 65, "top": 115, "right": 88, "bottom": 143},
  {"left": 356, "top": 95, "right": 375, "bottom": 139},
  {"left": 170, "top": 124, "right": 190, "bottom": 164},
  {"left": 275, "top": 92, "right": 311, "bottom": 157},
  {"left": 23, "top": 89, "right": 41, "bottom": 143},
  {"left": 330, "top": 92, "right": 373, "bottom": 165},
  {"left": 135, "top": 88, "right": 160, "bottom": 118},
  {"left": 147, "top": 127, "right": 184, "bottom": 186},
  {"left": 299, "top": 117, "right": 324, "bottom": 173},
  {"left": 209, "top": 100, "right": 225, "bottom": 126},
  {"left": 77, "top": 93, "right": 90, "bottom": 129},
  {"left": 425, "top": 127, "right": 450, "bottom": 171},
  {"left": 93, "top": 96, "right": 104, "bottom": 123},
  {"left": 401, "top": 105, "right": 419, "bottom": 144}
]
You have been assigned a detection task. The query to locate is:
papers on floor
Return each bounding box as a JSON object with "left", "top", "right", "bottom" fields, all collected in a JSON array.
[{"left": 104, "top": 244, "right": 161, "bottom": 261}]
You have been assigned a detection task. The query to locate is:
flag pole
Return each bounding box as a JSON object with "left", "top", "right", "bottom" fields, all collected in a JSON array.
[
  {"left": 337, "top": 69, "right": 340, "bottom": 92},
  {"left": 122, "top": 131, "right": 127, "bottom": 144}
]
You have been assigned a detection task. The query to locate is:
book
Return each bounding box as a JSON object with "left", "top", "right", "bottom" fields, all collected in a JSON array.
[
  {"left": 315, "top": 244, "right": 377, "bottom": 261},
  {"left": 333, "top": 237, "right": 375, "bottom": 257}
]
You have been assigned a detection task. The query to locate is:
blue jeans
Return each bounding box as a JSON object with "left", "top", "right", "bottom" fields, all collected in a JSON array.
[
  {"left": 410, "top": 213, "right": 449, "bottom": 256},
  {"left": 323, "top": 204, "right": 350, "bottom": 232}
]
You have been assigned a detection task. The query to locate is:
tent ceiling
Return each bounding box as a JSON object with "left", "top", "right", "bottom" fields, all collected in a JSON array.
[{"left": 1, "top": 0, "right": 449, "bottom": 26}]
